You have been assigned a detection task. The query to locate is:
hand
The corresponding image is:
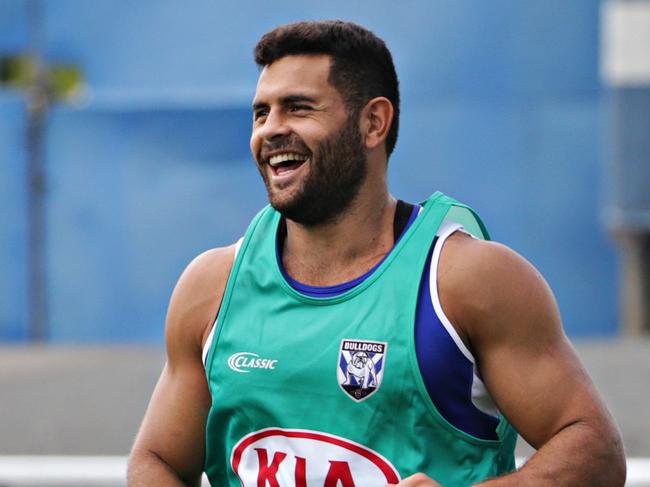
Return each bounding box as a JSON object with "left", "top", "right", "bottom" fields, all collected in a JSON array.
[{"left": 386, "top": 473, "right": 442, "bottom": 486}]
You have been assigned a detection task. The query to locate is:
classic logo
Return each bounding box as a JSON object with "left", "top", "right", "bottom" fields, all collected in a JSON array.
[
  {"left": 228, "top": 352, "right": 278, "bottom": 373},
  {"left": 337, "top": 339, "right": 387, "bottom": 402},
  {"left": 231, "top": 428, "right": 400, "bottom": 486}
]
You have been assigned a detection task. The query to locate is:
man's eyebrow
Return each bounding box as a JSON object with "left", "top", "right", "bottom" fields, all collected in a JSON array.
[
  {"left": 252, "top": 94, "right": 318, "bottom": 110},
  {"left": 281, "top": 94, "right": 318, "bottom": 104}
]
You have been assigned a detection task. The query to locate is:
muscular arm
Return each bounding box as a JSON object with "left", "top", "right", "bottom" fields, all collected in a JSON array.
[
  {"left": 127, "top": 245, "right": 235, "bottom": 486},
  {"left": 439, "top": 234, "right": 626, "bottom": 486}
]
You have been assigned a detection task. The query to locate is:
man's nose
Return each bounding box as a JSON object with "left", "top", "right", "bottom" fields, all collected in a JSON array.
[{"left": 258, "top": 109, "right": 291, "bottom": 141}]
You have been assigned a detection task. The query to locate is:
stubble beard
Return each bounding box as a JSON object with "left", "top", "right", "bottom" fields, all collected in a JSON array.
[{"left": 260, "top": 114, "right": 368, "bottom": 226}]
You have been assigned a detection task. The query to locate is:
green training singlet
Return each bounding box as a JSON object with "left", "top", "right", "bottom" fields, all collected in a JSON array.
[{"left": 204, "top": 192, "right": 517, "bottom": 486}]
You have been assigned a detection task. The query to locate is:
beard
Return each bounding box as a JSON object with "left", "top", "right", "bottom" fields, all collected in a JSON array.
[{"left": 258, "top": 114, "right": 368, "bottom": 226}]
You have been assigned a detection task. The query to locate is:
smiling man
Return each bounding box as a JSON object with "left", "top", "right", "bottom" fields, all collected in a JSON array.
[{"left": 127, "top": 21, "right": 626, "bottom": 486}]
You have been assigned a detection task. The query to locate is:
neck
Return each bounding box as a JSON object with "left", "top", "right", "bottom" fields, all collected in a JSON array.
[{"left": 281, "top": 183, "right": 396, "bottom": 286}]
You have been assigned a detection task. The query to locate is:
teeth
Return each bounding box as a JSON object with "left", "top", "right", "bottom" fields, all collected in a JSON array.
[{"left": 268, "top": 153, "right": 308, "bottom": 167}]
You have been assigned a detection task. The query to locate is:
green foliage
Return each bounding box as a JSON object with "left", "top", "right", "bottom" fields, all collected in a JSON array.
[
  {"left": 0, "top": 53, "right": 83, "bottom": 101},
  {"left": 49, "top": 64, "right": 83, "bottom": 99},
  {"left": 0, "top": 54, "right": 36, "bottom": 88}
]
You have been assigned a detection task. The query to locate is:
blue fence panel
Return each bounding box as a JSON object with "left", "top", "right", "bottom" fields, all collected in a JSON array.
[
  {"left": 0, "top": 0, "right": 618, "bottom": 341},
  {"left": 0, "top": 95, "right": 28, "bottom": 340},
  {"left": 390, "top": 96, "right": 616, "bottom": 336},
  {"left": 45, "top": 106, "right": 264, "bottom": 342},
  {"left": 0, "top": 0, "right": 28, "bottom": 52}
]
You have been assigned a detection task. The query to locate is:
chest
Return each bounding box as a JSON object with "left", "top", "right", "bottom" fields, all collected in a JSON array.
[{"left": 210, "top": 285, "right": 415, "bottom": 406}]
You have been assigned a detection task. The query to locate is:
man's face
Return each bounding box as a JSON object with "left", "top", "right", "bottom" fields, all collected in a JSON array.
[{"left": 250, "top": 54, "right": 367, "bottom": 225}]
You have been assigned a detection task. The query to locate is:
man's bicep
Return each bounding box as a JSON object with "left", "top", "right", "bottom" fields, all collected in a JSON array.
[
  {"left": 129, "top": 247, "right": 234, "bottom": 483},
  {"left": 132, "top": 360, "right": 210, "bottom": 483},
  {"left": 466, "top": 244, "right": 610, "bottom": 449},
  {"left": 480, "top": 325, "right": 601, "bottom": 448}
]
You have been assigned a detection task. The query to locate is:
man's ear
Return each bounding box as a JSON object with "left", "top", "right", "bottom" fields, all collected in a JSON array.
[{"left": 359, "top": 97, "right": 394, "bottom": 151}]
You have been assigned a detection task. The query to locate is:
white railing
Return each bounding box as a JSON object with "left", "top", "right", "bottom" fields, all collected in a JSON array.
[
  {"left": 0, "top": 456, "right": 208, "bottom": 487},
  {"left": 0, "top": 456, "right": 648, "bottom": 486}
]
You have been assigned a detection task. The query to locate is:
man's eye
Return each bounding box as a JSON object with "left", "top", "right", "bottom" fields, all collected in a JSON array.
[
  {"left": 253, "top": 109, "right": 268, "bottom": 120},
  {"left": 290, "top": 105, "right": 311, "bottom": 113}
]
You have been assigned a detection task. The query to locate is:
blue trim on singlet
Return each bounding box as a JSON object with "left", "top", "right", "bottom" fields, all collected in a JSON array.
[
  {"left": 416, "top": 242, "right": 500, "bottom": 440},
  {"left": 276, "top": 206, "right": 499, "bottom": 440},
  {"left": 279, "top": 205, "right": 420, "bottom": 298}
]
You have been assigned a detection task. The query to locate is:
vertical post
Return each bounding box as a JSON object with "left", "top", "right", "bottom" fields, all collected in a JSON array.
[
  {"left": 25, "top": 0, "right": 49, "bottom": 341},
  {"left": 602, "top": 1, "right": 650, "bottom": 334},
  {"left": 619, "top": 235, "right": 650, "bottom": 334}
]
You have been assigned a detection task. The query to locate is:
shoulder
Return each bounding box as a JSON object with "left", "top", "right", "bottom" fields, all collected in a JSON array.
[
  {"left": 438, "top": 231, "right": 560, "bottom": 349},
  {"left": 172, "top": 245, "right": 238, "bottom": 303},
  {"left": 166, "top": 243, "right": 238, "bottom": 357}
]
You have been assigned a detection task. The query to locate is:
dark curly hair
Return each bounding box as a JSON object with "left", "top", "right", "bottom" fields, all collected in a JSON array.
[{"left": 254, "top": 20, "right": 400, "bottom": 157}]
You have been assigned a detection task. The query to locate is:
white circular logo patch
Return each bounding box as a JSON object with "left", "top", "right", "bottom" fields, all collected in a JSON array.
[{"left": 231, "top": 428, "right": 400, "bottom": 486}]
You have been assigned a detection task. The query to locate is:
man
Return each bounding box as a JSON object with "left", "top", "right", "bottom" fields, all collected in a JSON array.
[{"left": 128, "top": 21, "right": 626, "bottom": 486}]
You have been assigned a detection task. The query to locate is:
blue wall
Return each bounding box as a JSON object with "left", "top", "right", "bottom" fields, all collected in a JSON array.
[
  {"left": 0, "top": 95, "right": 29, "bottom": 341},
  {"left": 45, "top": 106, "right": 265, "bottom": 341},
  {"left": 0, "top": 0, "right": 617, "bottom": 341}
]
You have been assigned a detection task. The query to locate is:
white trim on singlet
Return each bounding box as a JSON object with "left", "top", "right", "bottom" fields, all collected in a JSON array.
[
  {"left": 202, "top": 237, "right": 244, "bottom": 366},
  {"left": 429, "top": 219, "right": 500, "bottom": 418},
  {"left": 429, "top": 220, "right": 476, "bottom": 363}
]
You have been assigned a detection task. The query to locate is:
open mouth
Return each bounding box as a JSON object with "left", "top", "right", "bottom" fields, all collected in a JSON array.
[{"left": 268, "top": 152, "right": 309, "bottom": 176}]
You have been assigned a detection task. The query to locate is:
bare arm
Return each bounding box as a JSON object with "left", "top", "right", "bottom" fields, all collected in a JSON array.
[
  {"left": 127, "top": 245, "right": 236, "bottom": 486},
  {"left": 440, "top": 235, "right": 626, "bottom": 486}
]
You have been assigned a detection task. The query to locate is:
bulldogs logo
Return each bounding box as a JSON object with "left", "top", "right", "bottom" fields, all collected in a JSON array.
[{"left": 337, "top": 339, "right": 387, "bottom": 402}]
